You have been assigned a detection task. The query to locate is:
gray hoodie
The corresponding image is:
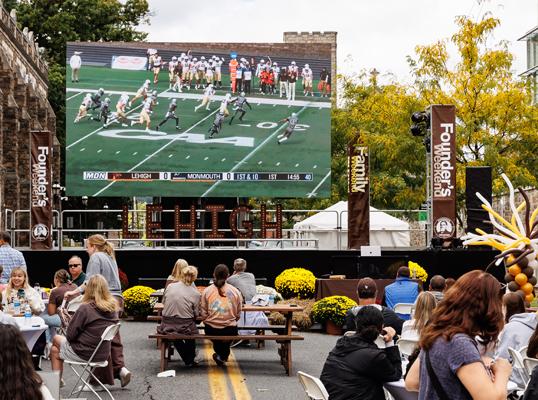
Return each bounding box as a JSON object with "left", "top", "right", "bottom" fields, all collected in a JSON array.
[{"left": 495, "top": 312, "right": 537, "bottom": 387}]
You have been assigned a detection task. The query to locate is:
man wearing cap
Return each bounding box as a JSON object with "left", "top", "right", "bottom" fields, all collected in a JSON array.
[
  {"left": 69, "top": 51, "right": 82, "bottom": 82},
  {"left": 343, "top": 277, "right": 403, "bottom": 334},
  {"left": 383, "top": 266, "right": 420, "bottom": 319}
]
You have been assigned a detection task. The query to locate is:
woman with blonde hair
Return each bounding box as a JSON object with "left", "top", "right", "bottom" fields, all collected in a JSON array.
[
  {"left": 50, "top": 274, "right": 118, "bottom": 384},
  {"left": 401, "top": 291, "right": 436, "bottom": 340},
  {"left": 63, "top": 234, "right": 131, "bottom": 389},
  {"left": 158, "top": 265, "right": 201, "bottom": 367},
  {"left": 166, "top": 258, "right": 189, "bottom": 286},
  {"left": 1, "top": 266, "right": 45, "bottom": 315}
]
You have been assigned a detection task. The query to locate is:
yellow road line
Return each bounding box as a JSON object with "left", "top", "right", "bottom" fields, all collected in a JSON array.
[
  {"left": 227, "top": 350, "right": 252, "bottom": 400},
  {"left": 203, "top": 342, "right": 231, "bottom": 399}
]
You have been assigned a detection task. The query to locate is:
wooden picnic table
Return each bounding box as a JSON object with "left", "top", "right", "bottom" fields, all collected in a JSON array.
[{"left": 150, "top": 303, "right": 304, "bottom": 375}]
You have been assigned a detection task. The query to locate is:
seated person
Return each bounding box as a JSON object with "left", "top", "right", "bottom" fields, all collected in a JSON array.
[
  {"left": 401, "top": 291, "right": 436, "bottom": 340},
  {"left": 321, "top": 306, "right": 402, "bottom": 400},
  {"left": 344, "top": 277, "right": 404, "bottom": 335},
  {"left": 158, "top": 265, "right": 201, "bottom": 367},
  {"left": 1, "top": 267, "right": 45, "bottom": 315},
  {"left": 0, "top": 324, "right": 55, "bottom": 399},
  {"left": 50, "top": 274, "right": 119, "bottom": 383},
  {"left": 0, "top": 265, "right": 6, "bottom": 292},
  {"left": 201, "top": 264, "right": 242, "bottom": 366},
  {"left": 166, "top": 258, "right": 188, "bottom": 287},
  {"left": 383, "top": 266, "right": 420, "bottom": 319},
  {"left": 495, "top": 293, "right": 537, "bottom": 387},
  {"left": 227, "top": 258, "right": 256, "bottom": 302},
  {"left": 67, "top": 256, "right": 87, "bottom": 286},
  {"left": 428, "top": 275, "right": 446, "bottom": 302},
  {"left": 42, "top": 269, "right": 78, "bottom": 342}
]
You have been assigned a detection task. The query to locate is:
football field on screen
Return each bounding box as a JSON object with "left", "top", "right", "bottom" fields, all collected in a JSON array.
[{"left": 66, "top": 66, "right": 331, "bottom": 198}]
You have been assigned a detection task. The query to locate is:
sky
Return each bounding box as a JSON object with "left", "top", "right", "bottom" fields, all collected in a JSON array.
[{"left": 141, "top": 0, "right": 538, "bottom": 83}]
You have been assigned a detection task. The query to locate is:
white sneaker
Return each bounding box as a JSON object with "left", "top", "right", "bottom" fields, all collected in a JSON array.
[
  {"left": 77, "top": 383, "right": 104, "bottom": 393},
  {"left": 277, "top": 134, "right": 284, "bottom": 139},
  {"left": 130, "top": 121, "right": 136, "bottom": 126},
  {"left": 119, "top": 367, "right": 132, "bottom": 388},
  {"left": 121, "top": 123, "right": 128, "bottom": 127}
]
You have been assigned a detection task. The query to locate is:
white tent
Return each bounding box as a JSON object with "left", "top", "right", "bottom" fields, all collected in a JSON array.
[{"left": 292, "top": 201, "right": 410, "bottom": 249}]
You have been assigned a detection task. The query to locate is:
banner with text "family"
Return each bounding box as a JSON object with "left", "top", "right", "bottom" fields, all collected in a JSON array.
[{"left": 348, "top": 139, "right": 370, "bottom": 249}]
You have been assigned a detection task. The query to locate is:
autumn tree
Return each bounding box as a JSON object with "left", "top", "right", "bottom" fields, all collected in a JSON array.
[{"left": 408, "top": 15, "right": 538, "bottom": 197}]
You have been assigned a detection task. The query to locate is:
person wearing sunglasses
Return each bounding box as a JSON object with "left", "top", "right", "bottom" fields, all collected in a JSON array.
[{"left": 67, "top": 256, "right": 86, "bottom": 287}]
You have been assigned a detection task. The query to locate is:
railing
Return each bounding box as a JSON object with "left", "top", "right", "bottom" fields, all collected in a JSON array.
[{"left": 3, "top": 207, "right": 429, "bottom": 250}]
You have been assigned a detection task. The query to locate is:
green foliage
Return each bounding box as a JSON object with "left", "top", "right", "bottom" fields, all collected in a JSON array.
[{"left": 311, "top": 295, "right": 357, "bottom": 327}]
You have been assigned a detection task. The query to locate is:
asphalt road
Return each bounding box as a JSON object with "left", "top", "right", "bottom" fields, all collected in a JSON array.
[{"left": 43, "top": 321, "right": 339, "bottom": 400}]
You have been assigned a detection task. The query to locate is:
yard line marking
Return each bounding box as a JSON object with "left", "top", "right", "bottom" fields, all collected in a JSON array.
[
  {"left": 307, "top": 170, "right": 331, "bottom": 198},
  {"left": 204, "top": 157, "right": 209, "bottom": 160},
  {"left": 295, "top": 163, "right": 299, "bottom": 167},
  {"left": 132, "top": 152, "right": 138, "bottom": 156},
  {"left": 238, "top": 124, "right": 251, "bottom": 127},
  {"left": 186, "top": 155, "right": 190, "bottom": 159},
  {"left": 227, "top": 351, "right": 253, "bottom": 400},
  {"left": 203, "top": 343, "right": 231, "bottom": 400},
  {"left": 168, "top": 154, "right": 173, "bottom": 158},
  {"left": 272, "top": 104, "right": 276, "bottom": 107},
  {"left": 221, "top": 158, "right": 226, "bottom": 162},
  {"left": 115, "top": 151, "right": 121, "bottom": 154},
  {"left": 258, "top": 161, "right": 262, "bottom": 165},
  {"left": 80, "top": 148, "right": 85, "bottom": 152},
  {"left": 313, "top": 165, "right": 317, "bottom": 169},
  {"left": 97, "top": 149, "right": 102, "bottom": 153},
  {"left": 276, "top": 162, "right": 281, "bottom": 166},
  {"left": 201, "top": 105, "right": 308, "bottom": 197},
  {"left": 92, "top": 107, "right": 218, "bottom": 196},
  {"left": 67, "top": 92, "right": 83, "bottom": 101}
]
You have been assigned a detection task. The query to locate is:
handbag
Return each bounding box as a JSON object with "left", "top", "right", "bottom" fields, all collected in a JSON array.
[{"left": 425, "top": 350, "right": 451, "bottom": 400}]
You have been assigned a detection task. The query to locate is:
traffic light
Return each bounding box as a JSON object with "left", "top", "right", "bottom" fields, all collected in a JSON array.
[{"left": 410, "top": 111, "right": 430, "bottom": 137}]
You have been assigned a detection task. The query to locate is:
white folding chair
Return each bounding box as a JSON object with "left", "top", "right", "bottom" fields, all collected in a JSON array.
[
  {"left": 66, "top": 322, "right": 121, "bottom": 400},
  {"left": 520, "top": 346, "right": 528, "bottom": 358},
  {"left": 297, "top": 371, "right": 329, "bottom": 400},
  {"left": 508, "top": 347, "right": 530, "bottom": 387},
  {"left": 384, "top": 379, "right": 419, "bottom": 400},
  {"left": 396, "top": 338, "right": 418, "bottom": 358},
  {"left": 523, "top": 357, "right": 538, "bottom": 376},
  {"left": 393, "top": 303, "right": 414, "bottom": 317},
  {"left": 38, "top": 370, "right": 60, "bottom": 400}
]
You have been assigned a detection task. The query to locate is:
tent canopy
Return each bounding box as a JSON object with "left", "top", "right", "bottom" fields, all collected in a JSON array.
[{"left": 292, "top": 201, "right": 410, "bottom": 248}]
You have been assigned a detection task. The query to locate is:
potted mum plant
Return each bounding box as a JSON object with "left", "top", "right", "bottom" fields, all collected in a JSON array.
[{"left": 311, "top": 295, "right": 357, "bottom": 335}]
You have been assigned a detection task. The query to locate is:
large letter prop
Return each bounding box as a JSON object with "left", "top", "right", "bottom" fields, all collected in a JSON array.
[{"left": 462, "top": 174, "right": 537, "bottom": 302}]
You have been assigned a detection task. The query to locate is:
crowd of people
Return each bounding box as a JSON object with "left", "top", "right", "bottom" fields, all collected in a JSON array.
[{"left": 320, "top": 267, "right": 538, "bottom": 400}]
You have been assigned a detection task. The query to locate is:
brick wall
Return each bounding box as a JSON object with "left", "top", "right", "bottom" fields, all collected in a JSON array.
[{"left": 0, "top": 6, "right": 59, "bottom": 237}]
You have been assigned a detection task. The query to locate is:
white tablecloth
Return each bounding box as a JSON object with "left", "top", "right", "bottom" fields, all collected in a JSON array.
[{"left": 14, "top": 316, "right": 48, "bottom": 350}]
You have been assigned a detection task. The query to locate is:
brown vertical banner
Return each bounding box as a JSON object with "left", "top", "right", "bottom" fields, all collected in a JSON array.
[
  {"left": 30, "top": 130, "right": 53, "bottom": 249},
  {"left": 431, "top": 105, "right": 457, "bottom": 240},
  {"left": 348, "top": 139, "right": 370, "bottom": 249}
]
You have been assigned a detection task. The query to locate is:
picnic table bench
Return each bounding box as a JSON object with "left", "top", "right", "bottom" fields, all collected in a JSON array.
[{"left": 148, "top": 304, "right": 304, "bottom": 375}]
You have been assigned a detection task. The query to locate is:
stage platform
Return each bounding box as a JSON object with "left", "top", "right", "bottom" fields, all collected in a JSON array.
[{"left": 23, "top": 248, "right": 500, "bottom": 289}]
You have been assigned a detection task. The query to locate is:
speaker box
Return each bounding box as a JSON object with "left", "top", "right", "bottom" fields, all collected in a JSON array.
[{"left": 466, "top": 167, "right": 492, "bottom": 233}]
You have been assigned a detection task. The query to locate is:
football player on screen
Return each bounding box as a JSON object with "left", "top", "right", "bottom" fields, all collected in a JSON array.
[
  {"left": 277, "top": 112, "right": 299, "bottom": 144},
  {"left": 208, "top": 112, "right": 225, "bottom": 138},
  {"left": 92, "top": 97, "right": 111, "bottom": 128},
  {"left": 89, "top": 88, "right": 105, "bottom": 110},
  {"left": 219, "top": 93, "right": 233, "bottom": 117},
  {"left": 131, "top": 97, "right": 153, "bottom": 132},
  {"left": 302, "top": 64, "right": 314, "bottom": 97},
  {"left": 194, "top": 84, "right": 215, "bottom": 112},
  {"left": 156, "top": 99, "right": 180, "bottom": 131},
  {"left": 113, "top": 93, "right": 130, "bottom": 127},
  {"left": 129, "top": 79, "right": 151, "bottom": 107},
  {"left": 74, "top": 93, "right": 92, "bottom": 123},
  {"left": 229, "top": 92, "right": 252, "bottom": 125}
]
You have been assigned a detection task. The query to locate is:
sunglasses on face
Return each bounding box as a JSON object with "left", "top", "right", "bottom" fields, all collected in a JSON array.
[{"left": 69, "top": 264, "right": 81, "bottom": 268}]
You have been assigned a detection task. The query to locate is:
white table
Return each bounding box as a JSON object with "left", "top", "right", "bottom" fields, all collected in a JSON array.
[
  {"left": 384, "top": 379, "right": 418, "bottom": 400},
  {"left": 14, "top": 316, "right": 48, "bottom": 350}
]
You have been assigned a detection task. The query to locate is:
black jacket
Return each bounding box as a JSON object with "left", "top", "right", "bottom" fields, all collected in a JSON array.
[
  {"left": 523, "top": 365, "right": 538, "bottom": 400},
  {"left": 343, "top": 305, "right": 404, "bottom": 335},
  {"left": 320, "top": 335, "right": 402, "bottom": 400}
]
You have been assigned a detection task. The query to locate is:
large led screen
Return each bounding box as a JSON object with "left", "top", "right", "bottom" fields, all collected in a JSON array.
[{"left": 66, "top": 42, "right": 332, "bottom": 197}]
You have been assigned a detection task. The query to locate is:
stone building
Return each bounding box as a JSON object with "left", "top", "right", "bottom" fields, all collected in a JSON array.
[{"left": 0, "top": 5, "right": 60, "bottom": 235}]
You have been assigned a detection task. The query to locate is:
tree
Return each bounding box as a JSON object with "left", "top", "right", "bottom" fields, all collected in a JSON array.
[
  {"left": 330, "top": 72, "right": 428, "bottom": 211},
  {"left": 6, "top": 0, "right": 151, "bottom": 179},
  {"left": 408, "top": 15, "right": 538, "bottom": 197}
]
